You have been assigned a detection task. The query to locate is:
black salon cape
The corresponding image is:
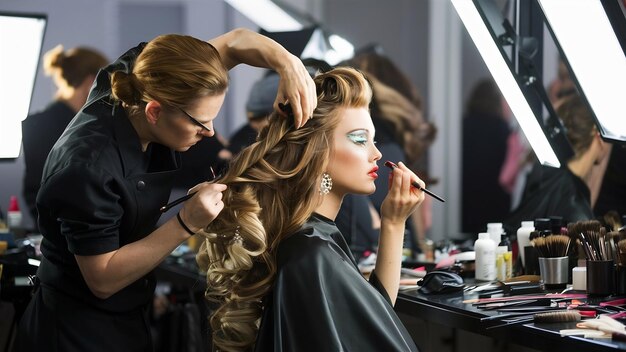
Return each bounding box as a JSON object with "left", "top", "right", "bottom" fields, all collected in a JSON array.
[{"left": 255, "top": 214, "right": 418, "bottom": 351}]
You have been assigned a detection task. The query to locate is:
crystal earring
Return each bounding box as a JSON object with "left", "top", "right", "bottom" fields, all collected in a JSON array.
[{"left": 319, "top": 173, "right": 333, "bottom": 195}]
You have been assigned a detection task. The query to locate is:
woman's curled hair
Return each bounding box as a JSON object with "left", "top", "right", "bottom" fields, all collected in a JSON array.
[{"left": 196, "top": 67, "right": 372, "bottom": 351}]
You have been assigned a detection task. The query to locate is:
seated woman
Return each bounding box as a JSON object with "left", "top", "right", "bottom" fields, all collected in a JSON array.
[{"left": 196, "top": 67, "right": 424, "bottom": 351}]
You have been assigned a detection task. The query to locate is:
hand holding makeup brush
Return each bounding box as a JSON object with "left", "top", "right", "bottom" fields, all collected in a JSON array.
[
  {"left": 375, "top": 161, "right": 426, "bottom": 303},
  {"left": 380, "top": 161, "right": 426, "bottom": 225}
]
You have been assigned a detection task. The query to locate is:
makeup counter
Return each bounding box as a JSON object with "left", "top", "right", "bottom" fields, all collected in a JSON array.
[
  {"left": 396, "top": 285, "right": 626, "bottom": 352},
  {"left": 3, "top": 234, "right": 626, "bottom": 351},
  {"left": 152, "top": 250, "right": 626, "bottom": 352}
]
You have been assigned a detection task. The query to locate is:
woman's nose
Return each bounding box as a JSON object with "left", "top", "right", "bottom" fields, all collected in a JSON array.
[{"left": 372, "top": 145, "right": 382, "bottom": 161}]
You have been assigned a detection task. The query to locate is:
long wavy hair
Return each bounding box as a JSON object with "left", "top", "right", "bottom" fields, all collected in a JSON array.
[{"left": 196, "top": 67, "right": 372, "bottom": 351}]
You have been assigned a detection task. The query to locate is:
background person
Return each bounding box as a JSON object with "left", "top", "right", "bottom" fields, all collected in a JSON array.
[
  {"left": 461, "top": 78, "right": 512, "bottom": 235},
  {"left": 505, "top": 95, "right": 610, "bottom": 231},
  {"left": 21, "top": 45, "right": 108, "bottom": 225}
]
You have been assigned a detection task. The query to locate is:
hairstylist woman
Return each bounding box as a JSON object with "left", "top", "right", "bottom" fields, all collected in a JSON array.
[{"left": 17, "top": 28, "right": 316, "bottom": 352}]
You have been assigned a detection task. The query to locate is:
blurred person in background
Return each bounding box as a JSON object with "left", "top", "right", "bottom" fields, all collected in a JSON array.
[
  {"left": 505, "top": 95, "right": 610, "bottom": 230},
  {"left": 21, "top": 45, "right": 108, "bottom": 226},
  {"left": 461, "top": 78, "right": 512, "bottom": 235}
]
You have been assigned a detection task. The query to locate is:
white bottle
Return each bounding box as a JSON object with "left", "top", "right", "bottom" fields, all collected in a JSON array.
[
  {"left": 475, "top": 232, "right": 496, "bottom": 281},
  {"left": 487, "top": 222, "right": 503, "bottom": 246},
  {"left": 572, "top": 260, "right": 587, "bottom": 291},
  {"left": 516, "top": 221, "right": 535, "bottom": 269}
]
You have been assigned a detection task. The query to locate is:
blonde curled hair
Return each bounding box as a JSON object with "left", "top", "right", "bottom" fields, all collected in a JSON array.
[{"left": 196, "top": 67, "right": 372, "bottom": 351}]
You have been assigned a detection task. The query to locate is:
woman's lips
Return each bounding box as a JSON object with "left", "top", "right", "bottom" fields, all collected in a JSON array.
[{"left": 368, "top": 166, "right": 379, "bottom": 179}]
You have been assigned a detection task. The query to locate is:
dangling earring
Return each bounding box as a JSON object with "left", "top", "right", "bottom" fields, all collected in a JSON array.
[{"left": 319, "top": 173, "right": 333, "bottom": 195}]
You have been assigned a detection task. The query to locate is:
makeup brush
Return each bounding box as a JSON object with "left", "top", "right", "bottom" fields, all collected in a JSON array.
[
  {"left": 606, "top": 231, "right": 621, "bottom": 263},
  {"left": 383, "top": 161, "right": 445, "bottom": 202},
  {"left": 573, "top": 220, "right": 605, "bottom": 261},
  {"left": 532, "top": 235, "right": 571, "bottom": 258},
  {"left": 160, "top": 166, "right": 218, "bottom": 212},
  {"left": 618, "top": 239, "right": 626, "bottom": 267},
  {"left": 486, "top": 310, "right": 581, "bottom": 329}
]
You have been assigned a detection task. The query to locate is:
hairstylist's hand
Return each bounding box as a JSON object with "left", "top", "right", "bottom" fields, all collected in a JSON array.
[
  {"left": 380, "top": 162, "right": 425, "bottom": 226},
  {"left": 274, "top": 54, "right": 317, "bottom": 129},
  {"left": 179, "top": 182, "right": 227, "bottom": 233}
]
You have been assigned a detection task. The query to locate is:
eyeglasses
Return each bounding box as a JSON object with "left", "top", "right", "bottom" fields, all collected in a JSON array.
[{"left": 179, "top": 107, "right": 212, "bottom": 132}]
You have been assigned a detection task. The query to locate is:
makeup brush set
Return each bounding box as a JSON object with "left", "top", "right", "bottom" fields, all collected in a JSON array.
[
  {"left": 569, "top": 220, "right": 626, "bottom": 296},
  {"left": 468, "top": 293, "right": 626, "bottom": 336}
]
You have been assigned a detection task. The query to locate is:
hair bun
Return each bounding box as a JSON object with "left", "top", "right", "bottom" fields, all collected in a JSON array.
[{"left": 111, "top": 70, "right": 143, "bottom": 106}]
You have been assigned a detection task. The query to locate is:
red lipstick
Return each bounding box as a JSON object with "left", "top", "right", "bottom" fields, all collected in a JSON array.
[{"left": 368, "top": 166, "right": 379, "bottom": 179}]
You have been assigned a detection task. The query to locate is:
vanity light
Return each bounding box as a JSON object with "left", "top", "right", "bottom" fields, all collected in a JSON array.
[
  {"left": 451, "top": 0, "right": 561, "bottom": 167},
  {"left": 0, "top": 12, "right": 47, "bottom": 159},
  {"left": 224, "top": 0, "right": 303, "bottom": 32},
  {"left": 538, "top": 0, "right": 626, "bottom": 144}
]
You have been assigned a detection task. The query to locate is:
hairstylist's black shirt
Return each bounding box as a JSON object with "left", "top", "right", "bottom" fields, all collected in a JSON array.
[
  {"left": 22, "top": 101, "right": 76, "bottom": 223},
  {"left": 36, "top": 43, "right": 180, "bottom": 312}
]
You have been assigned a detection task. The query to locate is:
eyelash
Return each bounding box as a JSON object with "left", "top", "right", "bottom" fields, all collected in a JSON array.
[{"left": 349, "top": 135, "right": 376, "bottom": 146}]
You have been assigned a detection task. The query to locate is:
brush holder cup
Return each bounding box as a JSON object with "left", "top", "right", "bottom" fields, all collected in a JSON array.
[
  {"left": 586, "top": 260, "right": 615, "bottom": 296},
  {"left": 524, "top": 246, "right": 540, "bottom": 275},
  {"left": 616, "top": 265, "right": 626, "bottom": 295},
  {"left": 538, "top": 256, "right": 569, "bottom": 289}
]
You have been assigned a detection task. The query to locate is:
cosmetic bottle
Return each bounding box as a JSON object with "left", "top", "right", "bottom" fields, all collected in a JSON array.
[
  {"left": 534, "top": 218, "right": 552, "bottom": 237},
  {"left": 7, "top": 196, "right": 22, "bottom": 230},
  {"left": 572, "top": 259, "right": 587, "bottom": 291},
  {"left": 498, "top": 233, "right": 513, "bottom": 280},
  {"left": 475, "top": 233, "right": 496, "bottom": 281},
  {"left": 487, "top": 222, "right": 503, "bottom": 246},
  {"left": 524, "top": 219, "right": 551, "bottom": 275},
  {"left": 549, "top": 216, "right": 564, "bottom": 235},
  {"left": 516, "top": 221, "right": 535, "bottom": 270}
]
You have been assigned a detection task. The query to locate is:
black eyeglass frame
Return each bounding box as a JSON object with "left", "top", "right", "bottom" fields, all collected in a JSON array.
[{"left": 179, "top": 107, "right": 212, "bottom": 132}]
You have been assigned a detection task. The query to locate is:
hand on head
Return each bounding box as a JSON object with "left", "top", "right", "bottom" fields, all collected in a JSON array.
[
  {"left": 274, "top": 55, "right": 317, "bottom": 129},
  {"left": 380, "top": 162, "right": 425, "bottom": 224},
  {"left": 180, "top": 182, "right": 228, "bottom": 233}
]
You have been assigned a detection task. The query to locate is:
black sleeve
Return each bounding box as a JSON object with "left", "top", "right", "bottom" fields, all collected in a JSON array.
[{"left": 38, "top": 162, "right": 123, "bottom": 255}]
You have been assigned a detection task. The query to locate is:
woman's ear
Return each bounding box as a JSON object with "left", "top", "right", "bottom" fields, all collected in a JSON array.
[{"left": 145, "top": 101, "right": 162, "bottom": 125}]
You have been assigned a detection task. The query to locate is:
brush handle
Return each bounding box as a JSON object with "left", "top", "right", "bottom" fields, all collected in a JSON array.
[
  {"left": 160, "top": 192, "right": 196, "bottom": 213},
  {"left": 383, "top": 160, "right": 445, "bottom": 202}
]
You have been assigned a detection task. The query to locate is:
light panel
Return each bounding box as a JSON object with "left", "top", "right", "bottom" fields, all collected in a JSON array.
[
  {"left": 0, "top": 13, "right": 47, "bottom": 159},
  {"left": 538, "top": 0, "right": 626, "bottom": 143},
  {"left": 325, "top": 34, "right": 355, "bottom": 65},
  {"left": 224, "top": 0, "right": 303, "bottom": 32},
  {"left": 451, "top": 0, "right": 561, "bottom": 167}
]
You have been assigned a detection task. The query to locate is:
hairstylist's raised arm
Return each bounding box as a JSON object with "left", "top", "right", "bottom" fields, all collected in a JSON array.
[{"left": 209, "top": 28, "right": 316, "bottom": 128}]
